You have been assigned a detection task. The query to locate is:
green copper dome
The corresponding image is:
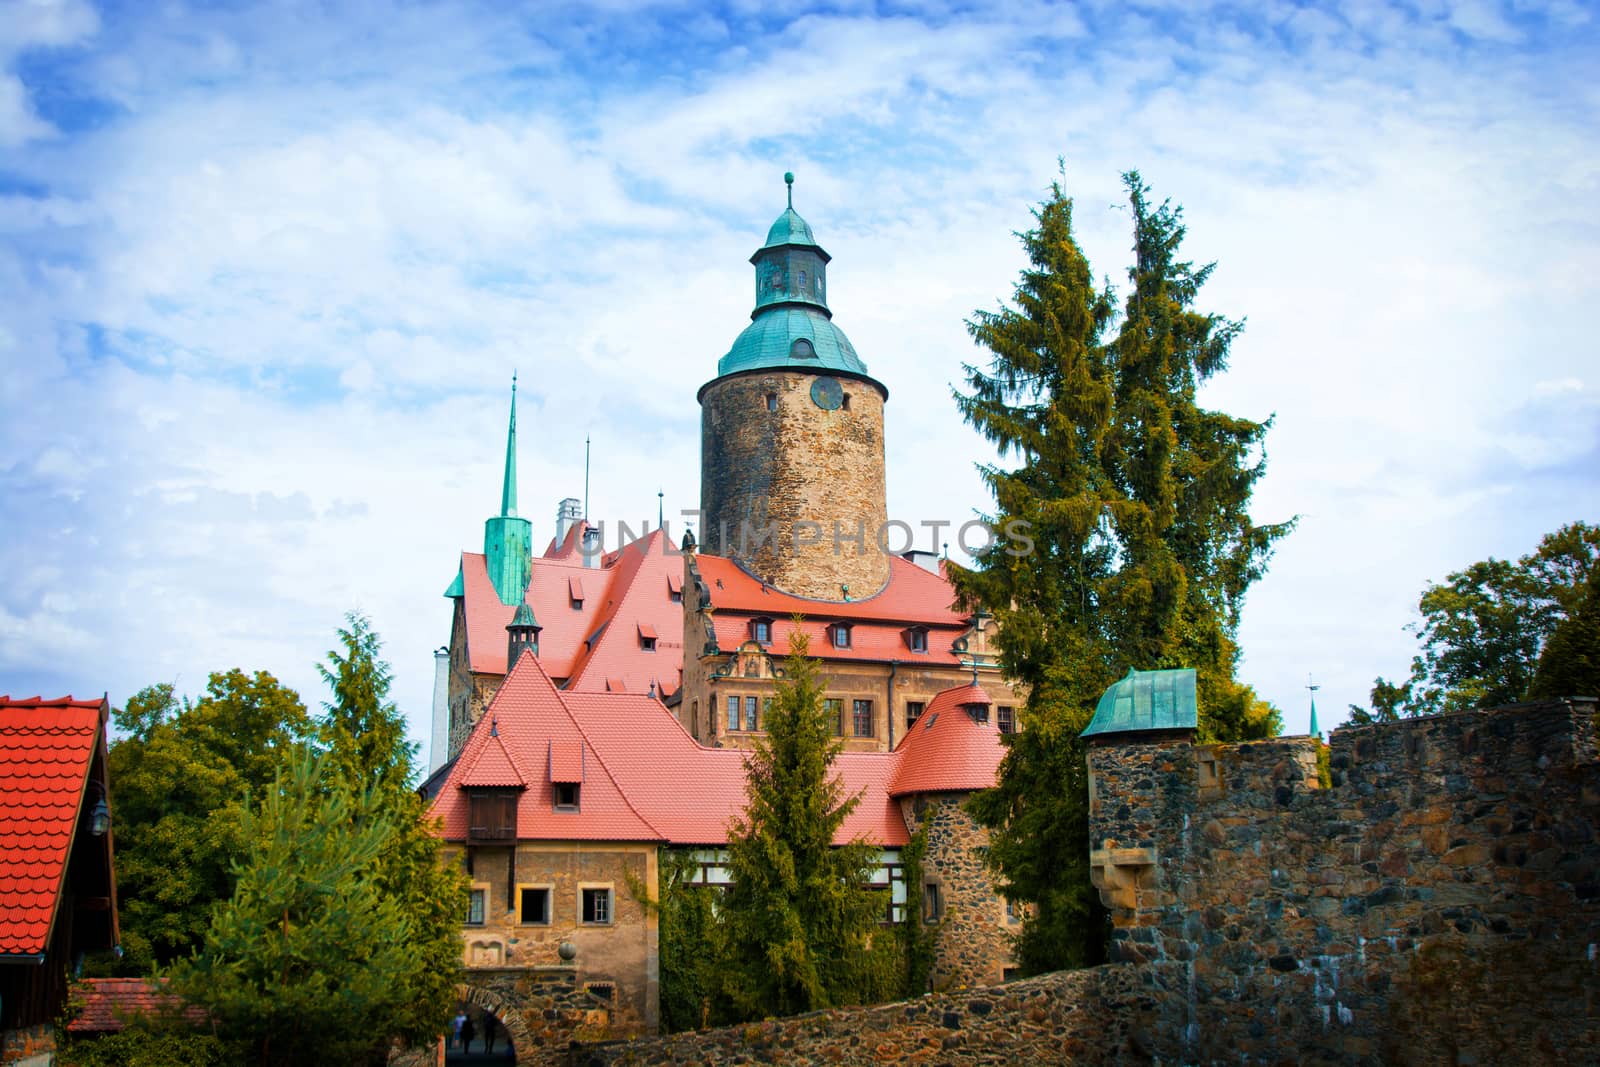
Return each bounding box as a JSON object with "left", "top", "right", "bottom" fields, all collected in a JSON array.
[
  {"left": 1081, "top": 668, "right": 1198, "bottom": 739},
  {"left": 705, "top": 173, "right": 882, "bottom": 391}
]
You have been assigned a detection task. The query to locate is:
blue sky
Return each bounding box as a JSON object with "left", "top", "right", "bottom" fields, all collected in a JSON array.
[{"left": 3, "top": 0, "right": 1597, "bottom": 758}]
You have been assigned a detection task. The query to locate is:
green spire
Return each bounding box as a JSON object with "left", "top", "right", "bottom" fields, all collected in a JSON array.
[
  {"left": 501, "top": 371, "right": 519, "bottom": 518},
  {"left": 1309, "top": 696, "right": 1320, "bottom": 738},
  {"left": 483, "top": 374, "right": 532, "bottom": 605}
]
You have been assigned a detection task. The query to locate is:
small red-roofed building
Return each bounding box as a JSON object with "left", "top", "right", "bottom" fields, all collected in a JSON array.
[
  {"left": 425, "top": 648, "right": 1020, "bottom": 1055},
  {"left": 0, "top": 696, "right": 119, "bottom": 1064},
  {"left": 65, "top": 978, "right": 205, "bottom": 1038}
]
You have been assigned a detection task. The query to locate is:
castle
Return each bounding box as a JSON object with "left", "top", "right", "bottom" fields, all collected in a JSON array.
[{"left": 424, "top": 177, "right": 1027, "bottom": 1043}]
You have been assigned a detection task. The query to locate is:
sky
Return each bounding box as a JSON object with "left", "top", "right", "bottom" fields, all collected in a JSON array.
[{"left": 3, "top": 0, "right": 1596, "bottom": 762}]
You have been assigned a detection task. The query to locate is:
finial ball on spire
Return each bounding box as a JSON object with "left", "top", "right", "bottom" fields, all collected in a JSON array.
[{"left": 784, "top": 171, "right": 794, "bottom": 186}]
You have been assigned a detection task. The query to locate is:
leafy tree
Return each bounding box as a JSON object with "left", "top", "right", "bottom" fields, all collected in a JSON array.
[
  {"left": 106, "top": 672, "right": 313, "bottom": 971},
  {"left": 1526, "top": 562, "right": 1600, "bottom": 701},
  {"left": 172, "top": 751, "right": 423, "bottom": 1067},
  {"left": 1382, "top": 522, "right": 1597, "bottom": 715},
  {"left": 1347, "top": 677, "right": 1412, "bottom": 725},
  {"left": 650, "top": 851, "right": 721, "bottom": 1033},
  {"left": 314, "top": 613, "right": 467, "bottom": 1051},
  {"left": 716, "top": 632, "right": 884, "bottom": 1019},
  {"left": 954, "top": 170, "right": 1289, "bottom": 973}
]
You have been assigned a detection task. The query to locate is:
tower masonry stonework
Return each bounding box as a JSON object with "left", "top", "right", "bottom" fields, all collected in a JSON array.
[{"left": 699, "top": 368, "right": 888, "bottom": 600}]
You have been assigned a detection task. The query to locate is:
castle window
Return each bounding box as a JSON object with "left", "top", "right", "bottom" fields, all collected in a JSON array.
[
  {"left": 667, "top": 572, "right": 683, "bottom": 602},
  {"left": 569, "top": 576, "right": 584, "bottom": 610},
  {"left": 744, "top": 696, "right": 759, "bottom": 732},
  {"left": 829, "top": 623, "right": 852, "bottom": 648},
  {"left": 766, "top": 392, "right": 778, "bottom": 411},
  {"left": 998, "top": 705, "right": 1015, "bottom": 734},
  {"left": 965, "top": 702, "right": 990, "bottom": 725},
  {"left": 468, "top": 792, "right": 518, "bottom": 842},
  {"left": 905, "top": 701, "right": 925, "bottom": 731},
  {"left": 582, "top": 887, "right": 613, "bottom": 925},
  {"left": 923, "top": 883, "right": 943, "bottom": 924},
  {"left": 905, "top": 627, "right": 928, "bottom": 653},
  {"left": 853, "top": 699, "right": 874, "bottom": 737},
  {"left": 1005, "top": 897, "right": 1022, "bottom": 925},
  {"left": 519, "top": 886, "right": 551, "bottom": 925},
  {"left": 554, "top": 782, "right": 580, "bottom": 811},
  {"left": 466, "top": 888, "right": 486, "bottom": 926},
  {"left": 824, "top": 698, "right": 844, "bottom": 736},
  {"left": 751, "top": 618, "right": 773, "bottom": 644},
  {"left": 841, "top": 392, "right": 851, "bottom": 410}
]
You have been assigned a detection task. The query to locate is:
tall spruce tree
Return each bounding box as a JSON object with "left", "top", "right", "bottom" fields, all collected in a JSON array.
[
  {"left": 315, "top": 613, "right": 467, "bottom": 1052},
  {"left": 716, "top": 631, "right": 884, "bottom": 1019},
  {"left": 955, "top": 171, "right": 1288, "bottom": 973}
]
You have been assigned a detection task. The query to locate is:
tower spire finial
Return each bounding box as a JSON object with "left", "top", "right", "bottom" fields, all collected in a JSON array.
[
  {"left": 1307, "top": 673, "right": 1322, "bottom": 738},
  {"left": 784, "top": 170, "right": 794, "bottom": 209},
  {"left": 500, "top": 372, "right": 519, "bottom": 517}
]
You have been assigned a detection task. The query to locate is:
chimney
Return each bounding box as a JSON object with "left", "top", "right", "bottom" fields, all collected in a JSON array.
[
  {"left": 555, "top": 497, "right": 583, "bottom": 549},
  {"left": 581, "top": 525, "right": 603, "bottom": 569}
]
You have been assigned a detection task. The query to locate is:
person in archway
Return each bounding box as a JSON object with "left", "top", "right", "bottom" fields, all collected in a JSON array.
[
  {"left": 460, "top": 1012, "right": 476, "bottom": 1053},
  {"left": 484, "top": 1015, "right": 496, "bottom": 1054},
  {"left": 451, "top": 1009, "right": 466, "bottom": 1050}
]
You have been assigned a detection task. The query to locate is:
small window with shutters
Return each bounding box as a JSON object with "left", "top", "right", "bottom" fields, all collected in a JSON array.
[{"left": 468, "top": 792, "right": 518, "bottom": 842}]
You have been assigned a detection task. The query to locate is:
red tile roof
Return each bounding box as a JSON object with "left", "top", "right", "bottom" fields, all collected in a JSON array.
[
  {"left": 457, "top": 730, "right": 524, "bottom": 788},
  {"left": 0, "top": 696, "right": 107, "bottom": 958},
  {"left": 712, "top": 615, "right": 966, "bottom": 665},
  {"left": 889, "top": 684, "right": 1006, "bottom": 797},
  {"left": 458, "top": 528, "right": 684, "bottom": 697},
  {"left": 549, "top": 740, "right": 584, "bottom": 783},
  {"left": 67, "top": 977, "right": 204, "bottom": 1034},
  {"left": 430, "top": 667, "right": 1006, "bottom": 850},
  {"left": 695, "top": 553, "right": 969, "bottom": 626}
]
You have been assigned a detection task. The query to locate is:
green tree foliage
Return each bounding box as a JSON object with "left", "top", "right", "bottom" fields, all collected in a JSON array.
[
  {"left": 59, "top": 1022, "right": 232, "bottom": 1067},
  {"left": 1347, "top": 677, "right": 1412, "bottom": 725},
  {"left": 651, "top": 851, "right": 721, "bottom": 1033},
  {"left": 1526, "top": 561, "right": 1600, "bottom": 701},
  {"left": 954, "top": 170, "right": 1289, "bottom": 973},
  {"left": 314, "top": 612, "right": 467, "bottom": 1050},
  {"left": 172, "top": 751, "right": 424, "bottom": 1067},
  {"left": 716, "top": 632, "right": 885, "bottom": 1019},
  {"left": 1358, "top": 522, "right": 1599, "bottom": 716},
  {"left": 106, "top": 673, "right": 313, "bottom": 971}
]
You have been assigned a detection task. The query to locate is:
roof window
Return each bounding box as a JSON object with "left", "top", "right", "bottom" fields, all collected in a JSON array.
[
  {"left": 828, "top": 622, "right": 852, "bottom": 649},
  {"left": 904, "top": 627, "right": 928, "bottom": 653},
  {"left": 791, "top": 338, "right": 816, "bottom": 359},
  {"left": 638, "top": 622, "right": 658, "bottom": 651},
  {"left": 750, "top": 617, "right": 773, "bottom": 645}
]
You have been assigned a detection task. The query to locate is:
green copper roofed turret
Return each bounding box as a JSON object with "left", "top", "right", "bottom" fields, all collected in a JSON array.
[
  {"left": 483, "top": 375, "right": 532, "bottom": 606},
  {"left": 706, "top": 172, "right": 881, "bottom": 387},
  {"left": 1081, "top": 669, "right": 1198, "bottom": 739}
]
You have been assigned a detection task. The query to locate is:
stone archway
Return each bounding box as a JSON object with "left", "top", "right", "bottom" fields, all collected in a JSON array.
[{"left": 456, "top": 980, "right": 534, "bottom": 1060}]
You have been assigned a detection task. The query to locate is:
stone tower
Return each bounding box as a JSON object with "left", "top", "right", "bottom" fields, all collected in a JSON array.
[{"left": 698, "top": 174, "right": 890, "bottom": 600}]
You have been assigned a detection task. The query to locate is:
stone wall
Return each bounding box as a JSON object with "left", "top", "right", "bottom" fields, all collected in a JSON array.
[
  {"left": 901, "top": 793, "right": 1018, "bottom": 989},
  {"left": 699, "top": 370, "right": 889, "bottom": 600},
  {"left": 568, "top": 966, "right": 1151, "bottom": 1067},
  {"left": 1087, "top": 697, "right": 1600, "bottom": 1065},
  {"left": 0, "top": 1024, "right": 53, "bottom": 1067}
]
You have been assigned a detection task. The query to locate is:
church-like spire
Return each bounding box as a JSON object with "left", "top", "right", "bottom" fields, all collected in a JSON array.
[{"left": 501, "top": 372, "right": 519, "bottom": 518}]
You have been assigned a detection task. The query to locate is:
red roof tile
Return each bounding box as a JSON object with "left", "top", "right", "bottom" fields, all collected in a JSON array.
[
  {"left": 712, "top": 615, "right": 966, "bottom": 665},
  {"left": 889, "top": 684, "right": 1005, "bottom": 797},
  {"left": 0, "top": 696, "right": 106, "bottom": 957},
  {"left": 549, "top": 740, "right": 584, "bottom": 783},
  {"left": 457, "top": 729, "right": 524, "bottom": 788},
  {"left": 67, "top": 978, "right": 205, "bottom": 1034},
  {"left": 695, "top": 553, "right": 969, "bottom": 626}
]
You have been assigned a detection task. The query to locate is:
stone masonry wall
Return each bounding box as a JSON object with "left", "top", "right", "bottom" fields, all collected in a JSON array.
[
  {"left": 901, "top": 793, "right": 1018, "bottom": 989},
  {"left": 699, "top": 370, "right": 889, "bottom": 600},
  {"left": 1088, "top": 697, "right": 1600, "bottom": 1065}
]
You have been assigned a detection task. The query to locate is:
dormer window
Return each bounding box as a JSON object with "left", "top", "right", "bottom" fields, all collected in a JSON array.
[
  {"left": 638, "top": 622, "right": 658, "bottom": 651},
  {"left": 964, "top": 703, "right": 990, "bottom": 725},
  {"left": 569, "top": 576, "right": 584, "bottom": 610},
  {"left": 554, "top": 782, "right": 580, "bottom": 811},
  {"left": 667, "top": 573, "right": 683, "bottom": 603},
  {"left": 750, "top": 618, "right": 773, "bottom": 645},
  {"left": 905, "top": 627, "right": 929, "bottom": 653},
  {"left": 828, "top": 622, "right": 852, "bottom": 649}
]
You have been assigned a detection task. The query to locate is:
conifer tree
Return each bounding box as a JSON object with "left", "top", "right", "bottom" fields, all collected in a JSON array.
[
  {"left": 716, "top": 631, "right": 883, "bottom": 1019},
  {"left": 315, "top": 613, "right": 467, "bottom": 1051},
  {"left": 1525, "top": 561, "right": 1600, "bottom": 701},
  {"left": 955, "top": 170, "right": 1287, "bottom": 973}
]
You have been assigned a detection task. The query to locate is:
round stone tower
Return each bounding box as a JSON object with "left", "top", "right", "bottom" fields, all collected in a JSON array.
[{"left": 698, "top": 174, "right": 890, "bottom": 600}]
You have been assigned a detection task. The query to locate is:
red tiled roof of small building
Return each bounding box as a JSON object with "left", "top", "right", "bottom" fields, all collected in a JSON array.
[
  {"left": 67, "top": 977, "right": 205, "bottom": 1034},
  {"left": 0, "top": 696, "right": 107, "bottom": 957},
  {"left": 888, "top": 684, "right": 1006, "bottom": 797},
  {"left": 457, "top": 729, "right": 524, "bottom": 788},
  {"left": 695, "top": 553, "right": 969, "bottom": 626}
]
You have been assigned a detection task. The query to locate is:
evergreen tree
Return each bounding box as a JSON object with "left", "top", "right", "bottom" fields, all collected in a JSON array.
[
  {"left": 954, "top": 170, "right": 1288, "bottom": 973},
  {"left": 1526, "top": 561, "right": 1600, "bottom": 701},
  {"left": 314, "top": 613, "right": 467, "bottom": 1052},
  {"left": 172, "top": 751, "right": 423, "bottom": 1066},
  {"left": 716, "top": 632, "right": 884, "bottom": 1019},
  {"left": 106, "top": 672, "right": 313, "bottom": 971}
]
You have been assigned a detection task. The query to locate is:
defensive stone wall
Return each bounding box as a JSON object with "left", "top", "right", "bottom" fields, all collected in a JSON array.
[
  {"left": 1088, "top": 696, "right": 1600, "bottom": 1065},
  {"left": 901, "top": 793, "right": 1018, "bottom": 989},
  {"left": 568, "top": 698, "right": 1599, "bottom": 1066}
]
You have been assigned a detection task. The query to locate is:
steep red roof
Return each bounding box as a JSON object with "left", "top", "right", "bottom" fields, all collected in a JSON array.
[
  {"left": 457, "top": 730, "right": 524, "bottom": 788},
  {"left": 889, "top": 684, "right": 1006, "bottom": 797},
  {"left": 431, "top": 670, "right": 1006, "bottom": 851},
  {"left": 695, "top": 553, "right": 969, "bottom": 626},
  {"left": 0, "top": 696, "right": 106, "bottom": 957},
  {"left": 458, "top": 528, "right": 684, "bottom": 696},
  {"left": 67, "top": 977, "right": 204, "bottom": 1034},
  {"left": 711, "top": 615, "right": 966, "bottom": 665},
  {"left": 429, "top": 653, "right": 662, "bottom": 842}
]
